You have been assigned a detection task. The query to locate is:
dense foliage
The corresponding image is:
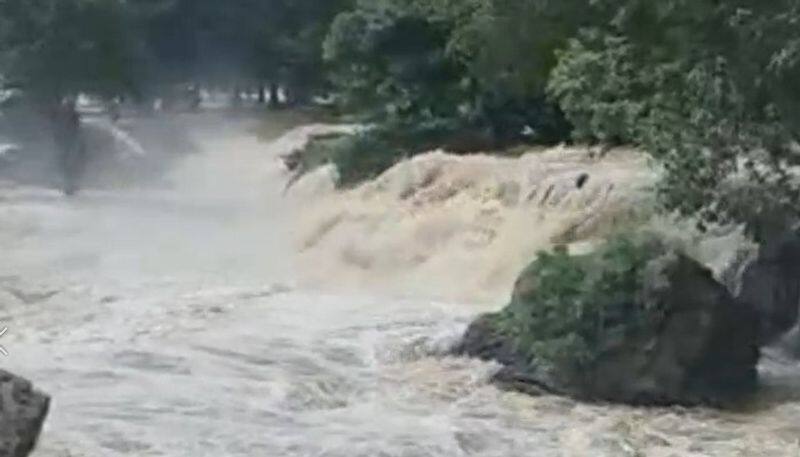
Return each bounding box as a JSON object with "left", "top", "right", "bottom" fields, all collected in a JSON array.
[
  {"left": 0, "top": 0, "right": 351, "bottom": 105},
  {"left": 489, "top": 234, "right": 669, "bottom": 377},
  {"left": 0, "top": 0, "right": 142, "bottom": 102},
  {"left": 547, "top": 1, "right": 800, "bottom": 237},
  {"left": 324, "top": 0, "right": 572, "bottom": 144},
  {"left": 308, "top": 0, "right": 579, "bottom": 187}
]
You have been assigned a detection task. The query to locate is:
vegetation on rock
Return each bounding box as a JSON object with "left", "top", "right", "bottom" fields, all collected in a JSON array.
[
  {"left": 0, "top": 0, "right": 142, "bottom": 103},
  {"left": 486, "top": 234, "right": 669, "bottom": 378},
  {"left": 458, "top": 232, "right": 760, "bottom": 406}
]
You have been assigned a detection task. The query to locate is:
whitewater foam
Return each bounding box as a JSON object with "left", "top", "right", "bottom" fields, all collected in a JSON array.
[{"left": 285, "top": 137, "right": 655, "bottom": 303}]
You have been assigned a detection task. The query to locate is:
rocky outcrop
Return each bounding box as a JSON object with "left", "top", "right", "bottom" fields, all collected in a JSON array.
[
  {"left": 736, "top": 228, "right": 800, "bottom": 346},
  {"left": 770, "top": 324, "right": 800, "bottom": 359},
  {"left": 455, "top": 246, "right": 760, "bottom": 407},
  {"left": 0, "top": 371, "right": 50, "bottom": 457}
]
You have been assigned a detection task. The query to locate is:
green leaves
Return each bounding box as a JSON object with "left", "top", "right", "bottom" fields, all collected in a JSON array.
[
  {"left": 547, "top": 1, "right": 800, "bottom": 237},
  {"left": 501, "top": 234, "right": 668, "bottom": 375},
  {"left": 324, "top": 0, "right": 573, "bottom": 143},
  {"left": 547, "top": 32, "right": 647, "bottom": 143},
  {"left": 0, "top": 0, "right": 353, "bottom": 101},
  {"left": 325, "top": 0, "right": 468, "bottom": 120},
  {"left": 0, "top": 0, "right": 143, "bottom": 99}
]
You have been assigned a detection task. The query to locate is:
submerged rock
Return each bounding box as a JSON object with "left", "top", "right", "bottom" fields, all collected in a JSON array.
[
  {"left": 456, "top": 237, "right": 760, "bottom": 406},
  {"left": 0, "top": 370, "right": 50, "bottom": 456}
]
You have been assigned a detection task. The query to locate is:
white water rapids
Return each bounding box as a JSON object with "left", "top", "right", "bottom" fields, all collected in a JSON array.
[{"left": 1, "top": 114, "right": 799, "bottom": 456}]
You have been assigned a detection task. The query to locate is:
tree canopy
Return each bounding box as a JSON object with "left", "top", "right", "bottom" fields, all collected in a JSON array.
[
  {"left": 547, "top": 0, "right": 800, "bottom": 237},
  {"left": 0, "top": 0, "right": 142, "bottom": 101},
  {"left": 0, "top": 0, "right": 351, "bottom": 103},
  {"left": 323, "top": 0, "right": 574, "bottom": 143}
]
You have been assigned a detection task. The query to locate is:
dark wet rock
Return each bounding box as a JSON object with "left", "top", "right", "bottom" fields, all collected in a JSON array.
[
  {"left": 0, "top": 370, "right": 50, "bottom": 456},
  {"left": 575, "top": 173, "right": 590, "bottom": 189},
  {"left": 736, "top": 228, "right": 800, "bottom": 346},
  {"left": 458, "top": 314, "right": 518, "bottom": 368},
  {"left": 455, "top": 243, "right": 760, "bottom": 407},
  {"left": 768, "top": 324, "right": 800, "bottom": 360}
]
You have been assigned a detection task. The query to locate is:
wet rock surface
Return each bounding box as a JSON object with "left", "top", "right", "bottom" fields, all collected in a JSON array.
[
  {"left": 457, "top": 251, "right": 761, "bottom": 407},
  {"left": 0, "top": 370, "right": 50, "bottom": 457},
  {"left": 769, "top": 325, "right": 800, "bottom": 360}
]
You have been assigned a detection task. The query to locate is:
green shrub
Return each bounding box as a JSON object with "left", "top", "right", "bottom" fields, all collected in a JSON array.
[
  {"left": 298, "top": 117, "right": 502, "bottom": 188},
  {"left": 295, "top": 128, "right": 407, "bottom": 188},
  {"left": 328, "top": 130, "right": 407, "bottom": 187},
  {"left": 495, "top": 234, "right": 669, "bottom": 377},
  {"left": 324, "top": 0, "right": 575, "bottom": 147},
  {"left": 547, "top": 32, "right": 649, "bottom": 145}
]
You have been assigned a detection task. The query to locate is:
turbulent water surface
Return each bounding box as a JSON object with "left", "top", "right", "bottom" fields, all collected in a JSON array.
[{"left": 1, "top": 114, "right": 799, "bottom": 457}]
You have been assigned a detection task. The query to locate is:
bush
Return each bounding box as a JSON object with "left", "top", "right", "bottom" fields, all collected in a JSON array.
[
  {"left": 547, "top": 32, "right": 649, "bottom": 145},
  {"left": 493, "top": 234, "right": 669, "bottom": 377},
  {"left": 326, "top": 130, "right": 406, "bottom": 188},
  {"left": 298, "top": 117, "right": 514, "bottom": 188},
  {"left": 461, "top": 229, "right": 761, "bottom": 405}
]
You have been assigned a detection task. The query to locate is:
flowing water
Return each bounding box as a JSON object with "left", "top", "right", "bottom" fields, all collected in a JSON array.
[
  {"left": 1, "top": 113, "right": 799, "bottom": 457},
  {"left": 83, "top": 118, "right": 148, "bottom": 159}
]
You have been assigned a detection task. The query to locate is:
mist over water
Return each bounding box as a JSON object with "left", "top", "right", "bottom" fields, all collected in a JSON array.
[{"left": 1, "top": 114, "right": 799, "bottom": 456}]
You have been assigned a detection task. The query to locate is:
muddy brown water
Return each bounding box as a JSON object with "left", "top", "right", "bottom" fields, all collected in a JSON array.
[{"left": 0, "top": 114, "right": 798, "bottom": 456}]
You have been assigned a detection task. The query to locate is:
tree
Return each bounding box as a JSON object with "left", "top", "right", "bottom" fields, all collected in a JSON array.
[
  {"left": 325, "top": 0, "right": 468, "bottom": 120},
  {"left": 548, "top": 1, "right": 800, "bottom": 239},
  {"left": 132, "top": 0, "right": 350, "bottom": 106},
  {"left": 252, "top": 0, "right": 353, "bottom": 105},
  {"left": 0, "top": 0, "right": 143, "bottom": 104},
  {"left": 324, "top": 0, "right": 572, "bottom": 144},
  {"left": 0, "top": 0, "right": 146, "bottom": 194}
]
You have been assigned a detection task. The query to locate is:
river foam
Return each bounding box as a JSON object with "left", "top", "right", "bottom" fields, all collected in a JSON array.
[{"left": 286, "top": 134, "right": 654, "bottom": 303}]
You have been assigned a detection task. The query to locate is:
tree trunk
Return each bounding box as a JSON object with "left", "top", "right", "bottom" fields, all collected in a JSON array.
[
  {"left": 285, "top": 84, "right": 311, "bottom": 107},
  {"left": 51, "top": 100, "right": 86, "bottom": 195},
  {"left": 258, "top": 83, "right": 267, "bottom": 104},
  {"left": 269, "top": 82, "right": 281, "bottom": 108},
  {"left": 231, "top": 85, "right": 242, "bottom": 108}
]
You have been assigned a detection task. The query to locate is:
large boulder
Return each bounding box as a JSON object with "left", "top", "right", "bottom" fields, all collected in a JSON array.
[
  {"left": 736, "top": 228, "right": 800, "bottom": 345},
  {"left": 769, "top": 324, "right": 800, "bottom": 360},
  {"left": 455, "top": 236, "right": 760, "bottom": 406},
  {"left": 0, "top": 371, "right": 50, "bottom": 457}
]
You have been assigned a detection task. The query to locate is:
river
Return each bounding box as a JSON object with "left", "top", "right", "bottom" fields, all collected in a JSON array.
[{"left": 1, "top": 113, "right": 799, "bottom": 456}]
